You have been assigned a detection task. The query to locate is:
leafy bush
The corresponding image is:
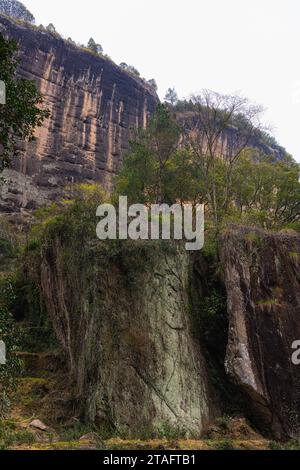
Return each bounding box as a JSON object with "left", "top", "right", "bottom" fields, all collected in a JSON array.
[{"left": 28, "top": 183, "right": 108, "bottom": 248}]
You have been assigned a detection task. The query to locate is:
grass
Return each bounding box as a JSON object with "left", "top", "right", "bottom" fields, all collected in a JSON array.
[
  {"left": 268, "top": 440, "right": 300, "bottom": 450},
  {"left": 58, "top": 422, "right": 99, "bottom": 442},
  {"left": 214, "top": 438, "right": 236, "bottom": 450},
  {"left": 0, "top": 420, "right": 35, "bottom": 450}
]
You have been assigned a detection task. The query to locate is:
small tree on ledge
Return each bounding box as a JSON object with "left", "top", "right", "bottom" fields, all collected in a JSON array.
[{"left": 87, "top": 38, "right": 103, "bottom": 55}]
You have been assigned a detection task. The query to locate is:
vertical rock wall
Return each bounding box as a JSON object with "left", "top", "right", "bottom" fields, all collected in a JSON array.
[
  {"left": 221, "top": 227, "right": 300, "bottom": 439},
  {"left": 38, "top": 239, "right": 218, "bottom": 437},
  {"left": 0, "top": 15, "right": 158, "bottom": 214}
]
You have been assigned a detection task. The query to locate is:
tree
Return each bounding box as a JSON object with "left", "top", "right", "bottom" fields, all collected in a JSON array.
[
  {"left": 164, "top": 87, "right": 178, "bottom": 106},
  {"left": 118, "top": 63, "right": 140, "bottom": 77},
  {"left": 148, "top": 79, "right": 158, "bottom": 92},
  {"left": 116, "top": 104, "right": 182, "bottom": 204},
  {"left": 0, "top": 0, "right": 35, "bottom": 24},
  {"left": 0, "top": 33, "right": 50, "bottom": 171},
  {"left": 46, "top": 23, "right": 56, "bottom": 34},
  {"left": 230, "top": 151, "right": 300, "bottom": 229},
  {"left": 127, "top": 65, "right": 140, "bottom": 77},
  {"left": 87, "top": 38, "right": 103, "bottom": 55},
  {"left": 186, "top": 89, "right": 264, "bottom": 225},
  {"left": 116, "top": 92, "right": 299, "bottom": 233},
  {"left": 96, "top": 43, "right": 103, "bottom": 55}
]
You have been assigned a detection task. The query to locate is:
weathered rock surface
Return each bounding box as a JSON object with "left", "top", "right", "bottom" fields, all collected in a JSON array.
[
  {"left": 29, "top": 222, "right": 300, "bottom": 439},
  {"left": 0, "top": 15, "right": 158, "bottom": 214},
  {"left": 29, "top": 419, "right": 48, "bottom": 431},
  {"left": 38, "top": 239, "right": 218, "bottom": 437},
  {"left": 221, "top": 226, "right": 300, "bottom": 439}
]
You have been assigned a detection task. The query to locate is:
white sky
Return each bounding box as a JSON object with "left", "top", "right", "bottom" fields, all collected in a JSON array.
[{"left": 24, "top": 0, "right": 300, "bottom": 161}]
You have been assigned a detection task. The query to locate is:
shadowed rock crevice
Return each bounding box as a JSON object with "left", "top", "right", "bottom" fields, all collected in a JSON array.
[{"left": 221, "top": 226, "right": 300, "bottom": 439}]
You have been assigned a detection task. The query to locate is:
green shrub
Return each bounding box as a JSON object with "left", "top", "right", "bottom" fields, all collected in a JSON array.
[
  {"left": 0, "top": 275, "right": 22, "bottom": 416},
  {"left": 215, "top": 438, "right": 235, "bottom": 450}
]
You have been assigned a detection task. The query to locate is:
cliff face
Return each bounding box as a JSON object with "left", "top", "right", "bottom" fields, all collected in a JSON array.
[
  {"left": 0, "top": 15, "right": 158, "bottom": 214},
  {"left": 221, "top": 227, "right": 300, "bottom": 439},
  {"left": 31, "top": 222, "right": 300, "bottom": 439},
  {"left": 177, "top": 111, "right": 288, "bottom": 161},
  {"left": 38, "top": 238, "right": 218, "bottom": 437}
]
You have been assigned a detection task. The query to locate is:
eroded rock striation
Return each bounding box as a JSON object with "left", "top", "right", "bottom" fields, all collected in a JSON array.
[
  {"left": 28, "top": 223, "right": 300, "bottom": 438},
  {"left": 221, "top": 226, "right": 300, "bottom": 439},
  {"left": 0, "top": 15, "right": 158, "bottom": 214},
  {"left": 38, "top": 238, "right": 217, "bottom": 436}
]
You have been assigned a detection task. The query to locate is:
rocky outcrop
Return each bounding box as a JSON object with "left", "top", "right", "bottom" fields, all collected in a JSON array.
[
  {"left": 221, "top": 226, "right": 300, "bottom": 439},
  {"left": 0, "top": 15, "right": 158, "bottom": 214},
  {"left": 38, "top": 238, "right": 218, "bottom": 437},
  {"left": 28, "top": 220, "right": 300, "bottom": 439}
]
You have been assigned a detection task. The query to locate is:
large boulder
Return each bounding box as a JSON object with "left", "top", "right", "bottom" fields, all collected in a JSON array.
[{"left": 38, "top": 237, "right": 218, "bottom": 437}]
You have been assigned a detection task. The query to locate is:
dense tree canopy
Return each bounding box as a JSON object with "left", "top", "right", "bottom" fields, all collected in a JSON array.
[
  {"left": 116, "top": 100, "right": 300, "bottom": 231},
  {"left": 0, "top": 33, "right": 49, "bottom": 171}
]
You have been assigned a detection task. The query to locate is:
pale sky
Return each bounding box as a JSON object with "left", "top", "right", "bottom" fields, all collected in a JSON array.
[{"left": 24, "top": 0, "right": 300, "bottom": 161}]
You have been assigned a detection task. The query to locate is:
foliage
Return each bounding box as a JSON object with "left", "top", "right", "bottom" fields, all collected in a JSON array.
[
  {"left": 14, "top": 279, "right": 59, "bottom": 353},
  {"left": 164, "top": 87, "right": 178, "bottom": 106},
  {"left": 0, "top": 420, "right": 35, "bottom": 449},
  {"left": 268, "top": 440, "right": 300, "bottom": 450},
  {"left": 28, "top": 183, "right": 109, "bottom": 247},
  {"left": 215, "top": 438, "right": 235, "bottom": 450},
  {"left": 119, "top": 62, "right": 140, "bottom": 77},
  {"left": 147, "top": 79, "right": 158, "bottom": 91},
  {"left": 0, "top": 33, "right": 50, "bottom": 171},
  {"left": 46, "top": 23, "right": 56, "bottom": 34},
  {"left": 0, "top": 0, "right": 35, "bottom": 24},
  {"left": 229, "top": 151, "right": 300, "bottom": 228},
  {"left": 116, "top": 99, "right": 300, "bottom": 232},
  {"left": 0, "top": 216, "right": 19, "bottom": 266},
  {"left": 0, "top": 274, "right": 22, "bottom": 417},
  {"left": 87, "top": 37, "right": 103, "bottom": 55},
  {"left": 116, "top": 104, "right": 182, "bottom": 204}
]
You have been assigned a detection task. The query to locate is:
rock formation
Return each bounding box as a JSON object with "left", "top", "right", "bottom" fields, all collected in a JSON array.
[
  {"left": 38, "top": 238, "right": 218, "bottom": 437},
  {"left": 30, "top": 222, "right": 300, "bottom": 439},
  {"left": 0, "top": 15, "right": 158, "bottom": 215},
  {"left": 1, "top": 15, "right": 299, "bottom": 443},
  {"left": 221, "top": 226, "right": 300, "bottom": 439}
]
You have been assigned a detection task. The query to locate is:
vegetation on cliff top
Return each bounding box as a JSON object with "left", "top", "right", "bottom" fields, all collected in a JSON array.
[
  {"left": 0, "top": 0, "right": 34, "bottom": 24},
  {"left": 116, "top": 101, "right": 300, "bottom": 232}
]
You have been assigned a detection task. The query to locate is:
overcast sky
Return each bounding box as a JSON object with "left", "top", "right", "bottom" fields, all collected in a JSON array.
[{"left": 24, "top": 0, "right": 300, "bottom": 161}]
